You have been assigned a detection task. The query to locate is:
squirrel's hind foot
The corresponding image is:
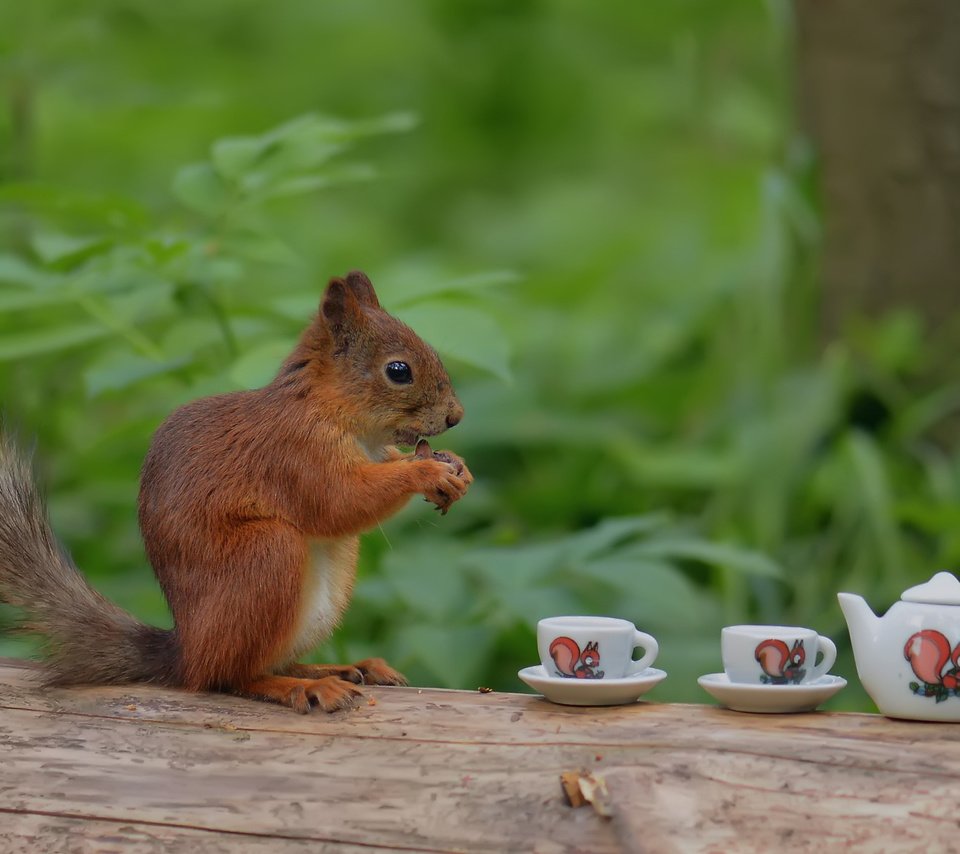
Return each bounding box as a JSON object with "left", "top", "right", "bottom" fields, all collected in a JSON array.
[
  {"left": 281, "top": 658, "right": 406, "bottom": 686},
  {"left": 352, "top": 657, "right": 407, "bottom": 686},
  {"left": 282, "top": 662, "right": 364, "bottom": 683},
  {"left": 234, "top": 674, "right": 364, "bottom": 714}
]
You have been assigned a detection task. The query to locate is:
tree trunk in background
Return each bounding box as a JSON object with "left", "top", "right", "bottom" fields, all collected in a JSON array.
[{"left": 794, "top": 1, "right": 960, "bottom": 339}]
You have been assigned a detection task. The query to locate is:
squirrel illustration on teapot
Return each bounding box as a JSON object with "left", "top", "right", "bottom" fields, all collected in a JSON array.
[{"left": 904, "top": 629, "right": 960, "bottom": 701}]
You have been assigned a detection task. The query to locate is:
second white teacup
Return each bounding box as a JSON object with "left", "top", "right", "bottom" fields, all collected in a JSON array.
[
  {"left": 721, "top": 624, "right": 837, "bottom": 685},
  {"left": 537, "top": 616, "right": 658, "bottom": 680}
]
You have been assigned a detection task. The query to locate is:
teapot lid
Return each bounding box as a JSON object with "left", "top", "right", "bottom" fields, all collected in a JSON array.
[{"left": 901, "top": 571, "right": 960, "bottom": 604}]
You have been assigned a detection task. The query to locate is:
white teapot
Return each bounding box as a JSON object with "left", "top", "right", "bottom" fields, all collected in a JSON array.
[{"left": 838, "top": 572, "right": 960, "bottom": 721}]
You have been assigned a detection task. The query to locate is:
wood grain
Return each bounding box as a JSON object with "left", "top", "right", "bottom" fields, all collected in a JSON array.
[
  {"left": 1, "top": 813, "right": 352, "bottom": 854},
  {"left": 2, "top": 658, "right": 959, "bottom": 852}
]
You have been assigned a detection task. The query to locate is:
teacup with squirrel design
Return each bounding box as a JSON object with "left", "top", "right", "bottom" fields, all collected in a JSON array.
[
  {"left": 537, "top": 616, "right": 659, "bottom": 680},
  {"left": 722, "top": 624, "right": 837, "bottom": 686}
]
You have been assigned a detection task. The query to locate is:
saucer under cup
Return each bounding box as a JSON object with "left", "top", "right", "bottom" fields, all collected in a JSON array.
[
  {"left": 721, "top": 624, "right": 837, "bottom": 686},
  {"left": 519, "top": 664, "right": 667, "bottom": 706},
  {"left": 537, "top": 616, "right": 658, "bottom": 681},
  {"left": 698, "top": 672, "right": 846, "bottom": 714}
]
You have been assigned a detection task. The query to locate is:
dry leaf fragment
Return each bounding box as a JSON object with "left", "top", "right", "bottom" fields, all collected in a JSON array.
[
  {"left": 125, "top": 704, "right": 137, "bottom": 711},
  {"left": 367, "top": 696, "right": 377, "bottom": 706},
  {"left": 560, "top": 771, "right": 586, "bottom": 808},
  {"left": 578, "top": 772, "right": 612, "bottom": 818},
  {"left": 560, "top": 770, "right": 613, "bottom": 818},
  {"left": 477, "top": 686, "right": 493, "bottom": 694}
]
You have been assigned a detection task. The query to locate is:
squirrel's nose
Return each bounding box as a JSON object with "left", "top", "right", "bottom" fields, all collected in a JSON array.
[{"left": 446, "top": 404, "right": 463, "bottom": 429}]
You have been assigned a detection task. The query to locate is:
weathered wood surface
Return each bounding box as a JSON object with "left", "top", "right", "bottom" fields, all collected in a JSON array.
[{"left": 2, "top": 658, "right": 960, "bottom": 853}]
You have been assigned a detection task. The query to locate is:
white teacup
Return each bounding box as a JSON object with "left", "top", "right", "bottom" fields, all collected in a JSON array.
[
  {"left": 721, "top": 624, "right": 837, "bottom": 685},
  {"left": 537, "top": 616, "right": 658, "bottom": 680}
]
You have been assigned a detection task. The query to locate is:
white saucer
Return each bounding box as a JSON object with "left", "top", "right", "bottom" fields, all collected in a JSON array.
[
  {"left": 517, "top": 664, "right": 667, "bottom": 706},
  {"left": 697, "top": 672, "right": 847, "bottom": 713}
]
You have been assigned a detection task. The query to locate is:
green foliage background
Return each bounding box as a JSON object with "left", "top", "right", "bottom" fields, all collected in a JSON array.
[{"left": 2, "top": 1, "right": 958, "bottom": 710}]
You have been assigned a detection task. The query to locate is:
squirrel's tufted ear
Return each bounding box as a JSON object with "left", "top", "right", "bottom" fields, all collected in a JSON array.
[
  {"left": 321, "top": 277, "right": 365, "bottom": 348},
  {"left": 345, "top": 270, "right": 381, "bottom": 308}
]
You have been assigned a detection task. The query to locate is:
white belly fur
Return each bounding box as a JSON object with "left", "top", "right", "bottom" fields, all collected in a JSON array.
[{"left": 286, "top": 537, "right": 358, "bottom": 662}]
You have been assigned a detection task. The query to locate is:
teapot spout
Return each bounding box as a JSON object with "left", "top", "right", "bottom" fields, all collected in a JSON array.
[{"left": 837, "top": 592, "right": 881, "bottom": 651}]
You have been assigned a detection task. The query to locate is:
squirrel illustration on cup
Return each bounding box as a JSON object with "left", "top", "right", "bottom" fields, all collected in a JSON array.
[
  {"left": 549, "top": 637, "right": 604, "bottom": 679},
  {"left": 755, "top": 638, "right": 806, "bottom": 685}
]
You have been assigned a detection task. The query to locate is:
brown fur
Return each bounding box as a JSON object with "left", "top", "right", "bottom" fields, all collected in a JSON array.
[{"left": 0, "top": 271, "right": 472, "bottom": 712}]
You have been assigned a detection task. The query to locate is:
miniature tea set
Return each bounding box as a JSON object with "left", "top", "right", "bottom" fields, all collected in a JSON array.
[{"left": 518, "top": 571, "right": 960, "bottom": 721}]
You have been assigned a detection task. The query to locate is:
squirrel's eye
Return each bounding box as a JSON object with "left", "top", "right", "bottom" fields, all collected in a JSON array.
[{"left": 385, "top": 361, "right": 413, "bottom": 384}]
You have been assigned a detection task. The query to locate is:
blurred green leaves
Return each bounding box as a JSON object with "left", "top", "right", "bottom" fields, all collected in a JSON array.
[
  {"left": 173, "top": 112, "right": 416, "bottom": 215},
  {"left": 172, "top": 163, "right": 230, "bottom": 217},
  {"left": 0, "top": 322, "right": 109, "bottom": 360},
  {"left": 396, "top": 304, "right": 511, "bottom": 381},
  {"left": 0, "top": 111, "right": 513, "bottom": 400}
]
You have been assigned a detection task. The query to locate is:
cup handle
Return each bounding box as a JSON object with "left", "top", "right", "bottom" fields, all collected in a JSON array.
[
  {"left": 628, "top": 630, "right": 659, "bottom": 675},
  {"left": 810, "top": 635, "right": 837, "bottom": 681}
]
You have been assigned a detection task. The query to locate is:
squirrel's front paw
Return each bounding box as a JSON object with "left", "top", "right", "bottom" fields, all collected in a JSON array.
[
  {"left": 432, "top": 450, "right": 473, "bottom": 486},
  {"left": 417, "top": 459, "right": 469, "bottom": 515},
  {"left": 413, "top": 440, "right": 472, "bottom": 513}
]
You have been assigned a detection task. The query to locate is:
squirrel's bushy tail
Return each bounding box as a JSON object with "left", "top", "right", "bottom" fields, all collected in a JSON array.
[{"left": 0, "top": 434, "right": 176, "bottom": 686}]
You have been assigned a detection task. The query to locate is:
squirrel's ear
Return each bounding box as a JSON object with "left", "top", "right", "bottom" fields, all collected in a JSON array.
[
  {"left": 321, "top": 277, "right": 364, "bottom": 346},
  {"left": 345, "top": 270, "right": 381, "bottom": 308}
]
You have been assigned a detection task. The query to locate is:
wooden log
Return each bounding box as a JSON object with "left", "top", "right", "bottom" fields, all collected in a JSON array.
[
  {"left": 3, "top": 660, "right": 957, "bottom": 769},
  {"left": 2, "top": 659, "right": 960, "bottom": 852},
  {"left": 0, "top": 661, "right": 619, "bottom": 853}
]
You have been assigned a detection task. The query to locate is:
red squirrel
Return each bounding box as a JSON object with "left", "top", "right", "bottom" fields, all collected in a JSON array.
[
  {"left": 754, "top": 638, "right": 806, "bottom": 685},
  {"left": 549, "top": 637, "right": 604, "bottom": 679},
  {"left": 0, "top": 271, "right": 472, "bottom": 713}
]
